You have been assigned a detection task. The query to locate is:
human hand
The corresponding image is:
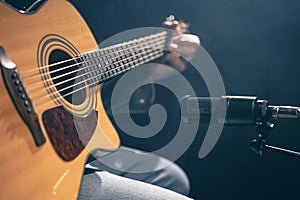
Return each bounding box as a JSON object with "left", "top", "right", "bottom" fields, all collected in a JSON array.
[{"left": 160, "top": 18, "right": 200, "bottom": 72}]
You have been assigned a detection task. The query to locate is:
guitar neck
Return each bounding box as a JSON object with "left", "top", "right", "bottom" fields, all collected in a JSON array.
[{"left": 81, "top": 31, "right": 168, "bottom": 87}]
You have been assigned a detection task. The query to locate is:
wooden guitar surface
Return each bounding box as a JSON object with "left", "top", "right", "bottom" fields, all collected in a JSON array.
[{"left": 0, "top": 0, "right": 120, "bottom": 199}]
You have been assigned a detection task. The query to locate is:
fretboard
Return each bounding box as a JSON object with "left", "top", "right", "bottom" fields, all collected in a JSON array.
[{"left": 80, "top": 31, "right": 168, "bottom": 87}]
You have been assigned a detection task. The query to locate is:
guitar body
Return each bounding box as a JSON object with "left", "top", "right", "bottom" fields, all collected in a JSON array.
[{"left": 0, "top": 0, "right": 120, "bottom": 199}]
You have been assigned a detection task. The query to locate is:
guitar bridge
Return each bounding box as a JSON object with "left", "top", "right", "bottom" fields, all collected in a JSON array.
[{"left": 0, "top": 45, "right": 45, "bottom": 146}]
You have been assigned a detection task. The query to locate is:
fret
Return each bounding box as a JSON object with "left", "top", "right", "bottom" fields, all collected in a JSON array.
[
  {"left": 115, "top": 43, "right": 164, "bottom": 77},
  {"left": 119, "top": 37, "right": 164, "bottom": 72},
  {"left": 80, "top": 31, "right": 168, "bottom": 86}
]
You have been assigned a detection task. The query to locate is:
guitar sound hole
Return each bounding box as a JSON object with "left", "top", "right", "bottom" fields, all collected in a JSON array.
[{"left": 48, "top": 49, "right": 86, "bottom": 105}]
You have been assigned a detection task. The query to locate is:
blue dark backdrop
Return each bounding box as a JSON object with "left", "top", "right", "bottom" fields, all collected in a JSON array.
[{"left": 69, "top": 0, "right": 300, "bottom": 200}]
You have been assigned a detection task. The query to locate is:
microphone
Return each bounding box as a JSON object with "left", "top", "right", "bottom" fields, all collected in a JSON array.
[{"left": 180, "top": 95, "right": 300, "bottom": 125}]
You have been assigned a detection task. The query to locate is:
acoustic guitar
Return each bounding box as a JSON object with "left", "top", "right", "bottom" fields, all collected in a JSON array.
[{"left": 0, "top": 0, "right": 189, "bottom": 199}]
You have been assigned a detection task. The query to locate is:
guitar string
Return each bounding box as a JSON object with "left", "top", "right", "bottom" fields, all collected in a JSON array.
[
  {"left": 24, "top": 34, "right": 166, "bottom": 91},
  {"left": 22, "top": 61, "right": 85, "bottom": 84},
  {"left": 34, "top": 48, "right": 164, "bottom": 109},
  {"left": 26, "top": 33, "right": 167, "bottom": 81},
  {"left": 28, "top": 46, "right": 165, "bottom": 107},
  {"left": 29, "top": 41, "right": 165, "bottom": 101},
  {"left": 30, "top": 38, "right": 165, "bottom": 92},
  {"left": 21, "top": 31, "right": 167, "bottom": 78},
  {"left": 28, "top": 40, "right": 165, "bottom": 100},
  {"left": 35, "top": 50, "right": 164, "bottom": 109},
  {"left": 34, "top": 45, "right": 164, "bottom": 103},
  {"left": 21, "top": 33, "right": 167, "bottom": 91}
]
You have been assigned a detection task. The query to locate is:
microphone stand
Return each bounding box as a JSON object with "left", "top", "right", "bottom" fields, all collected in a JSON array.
[
  {"left": 249, "top": 120, "right": 300, "bottom": 157},
  {"left": 180, "top": 95, "right": 300, "bottom": 157}
]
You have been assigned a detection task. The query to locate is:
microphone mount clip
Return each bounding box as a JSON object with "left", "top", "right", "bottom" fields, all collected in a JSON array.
[{"left": 250, "top": 118, "right": 300, "bottom": 157}]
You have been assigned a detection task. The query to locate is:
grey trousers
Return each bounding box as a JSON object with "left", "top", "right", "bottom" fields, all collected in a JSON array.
[{"left": 78, "top": 146, "right": 193, "bottom": 200}]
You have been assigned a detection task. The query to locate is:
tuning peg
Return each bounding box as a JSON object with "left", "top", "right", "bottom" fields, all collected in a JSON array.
[
  {"left": 166, "top": 15, "right": 176, "bottom": 22},
  {"left": 164, "top": 15, "right": 190, "bottom": 34}
]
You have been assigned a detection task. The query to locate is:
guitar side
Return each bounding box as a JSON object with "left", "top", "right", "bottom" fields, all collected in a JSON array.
[{"left": 0, "top": 0, "right": 120, "bottom": 199}]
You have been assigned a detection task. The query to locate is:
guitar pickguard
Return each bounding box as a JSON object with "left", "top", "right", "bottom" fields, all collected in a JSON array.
[{"left": 42, "top": 106, "right": 98, "bottom": 161}]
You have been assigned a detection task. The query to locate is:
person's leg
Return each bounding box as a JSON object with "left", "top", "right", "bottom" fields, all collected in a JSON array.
[
  {"left": 85, "top": 146, "right": 190, "bottom": 196},
  {"left": 79, "top": 170, "right": 192, "bottom": 200}
]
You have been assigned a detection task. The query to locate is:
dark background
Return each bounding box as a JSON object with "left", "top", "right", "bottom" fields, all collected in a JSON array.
[
  {"left": 70, "top": 1, "right": 300, "bottom": 199},
  {"left": 7, "top": 0, "right": 300, "bottom": 199},
  {"left": 72, "top": 0, "right": 300, "bottom": 200}
]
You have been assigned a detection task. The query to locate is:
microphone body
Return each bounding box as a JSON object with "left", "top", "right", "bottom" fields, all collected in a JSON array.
[{"left": 181, "top": 96, "right": 300, "bottom": 125}]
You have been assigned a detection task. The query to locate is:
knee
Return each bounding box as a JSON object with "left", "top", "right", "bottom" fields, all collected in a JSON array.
[{"left": 158, "top": 161, "right": 191, "bottom": 196}]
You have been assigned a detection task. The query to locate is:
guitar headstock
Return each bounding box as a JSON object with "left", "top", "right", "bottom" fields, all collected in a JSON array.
[{"left": 163, "top": 15, "right": 190, "bottom": 34}]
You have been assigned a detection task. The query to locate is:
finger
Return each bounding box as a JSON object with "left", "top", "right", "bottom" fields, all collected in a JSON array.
[
  {"left": 168, "top": 34, "right": 200, "bottom": 60},
  {"left": 172, "top": 34, "right": 201, "bottom": 47},
  {"left": 162, "top": 20, "right": 179, "bottom": 29}
]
